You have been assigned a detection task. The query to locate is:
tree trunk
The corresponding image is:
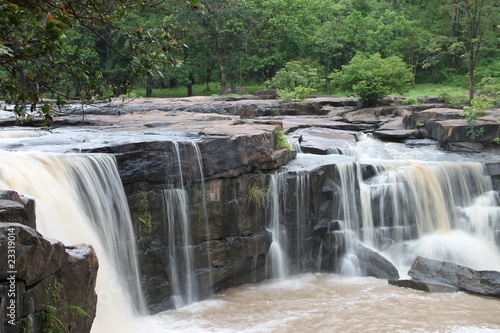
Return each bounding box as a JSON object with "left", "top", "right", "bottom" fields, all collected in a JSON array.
[
  {"left": 187, "top": 72, "right": 195, "bottom": 97},
  {"left": 468, "top": 61, "right": 475, "bottom": 102},
  {"left": 146, "top": 75, "right": 152, "bottom": 97}
]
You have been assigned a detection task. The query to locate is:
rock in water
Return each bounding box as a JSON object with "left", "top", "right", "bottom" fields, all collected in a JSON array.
[
  {"left": 352, "top": 240, "right": 400, "bottom": 280},
  {"left": 408, "top": 256, "right": 500, "bottom": 297}
]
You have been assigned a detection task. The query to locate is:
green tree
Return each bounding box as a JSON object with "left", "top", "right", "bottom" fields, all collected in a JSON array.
[
  {"left": 267, "top": 59, "right": 324, "bottom": 101},
  {"left": 450, "top": 0, "right": 498, "bottom": 101},
  {"left": 329, "top": 52, "right": 412, "bottom": 107},
  {"left": 0, "top": 0, "right": 200, "bottom": 121}
]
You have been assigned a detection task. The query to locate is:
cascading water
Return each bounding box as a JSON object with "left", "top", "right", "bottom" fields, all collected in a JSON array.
[
  {"left": 0, "top": 151, "right": 146, "bottom": 332},
  {"left": 284, "top": 135, "right": 500, "bottom": 274},
  {"left": 266, "top": 173, "right": 289, "bottom": 279},
  {"left": 162, "top": 141, "right": 210, "bottom": 308}
]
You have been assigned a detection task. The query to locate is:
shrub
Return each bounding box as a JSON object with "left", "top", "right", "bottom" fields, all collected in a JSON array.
[
  {"left": 275, "top": 130, "right": 292, "bottom": 150},
  {"left": 402, "top": 97, "right": 420, "bottom": 105},
  {"left": 267, "top": 60, "right": 325, "bottom": 91},
  {"left": 277, "top": 86, "right": 315, "bottom": 103},
  {"left": 460, "top": 98, "right": 494, "bottom": 141},
  {"left": 267, "top": 60, "right": 324, "bottom": 102},
  {"left": 329, "top": 53, "right": 412, "bottom": 107},
  {"left": 436, "top": 88, "right": 469, "bottom": 107}
]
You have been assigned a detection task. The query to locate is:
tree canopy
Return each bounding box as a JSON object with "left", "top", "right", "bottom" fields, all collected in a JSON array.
[{"left": 0, "top": 0, "right": 498, "bottom": 119}]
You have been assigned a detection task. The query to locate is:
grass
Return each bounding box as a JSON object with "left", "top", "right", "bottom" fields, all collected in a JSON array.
[
  {"left": 404, "top": 83, "right": 468, "bottom": 98},
  {"left": 129, "top": 82, "right": 266, "bottom": 98},
  {"left": 125, "top": 82, "right": 469, "bottom": 99}
]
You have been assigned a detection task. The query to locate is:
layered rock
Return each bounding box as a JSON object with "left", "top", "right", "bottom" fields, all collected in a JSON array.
[{"left": 0, "top": 194, "right": 98, "bottom": 333}]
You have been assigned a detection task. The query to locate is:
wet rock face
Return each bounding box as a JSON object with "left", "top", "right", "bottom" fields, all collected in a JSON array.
[
  {"left": 132, "top": 174, "right": 273, "bottom": 312},
  {"left": 0, "top": 204, "right": 98, "bottom": 333}
]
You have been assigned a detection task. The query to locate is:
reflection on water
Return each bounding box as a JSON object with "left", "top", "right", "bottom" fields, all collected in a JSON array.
[{"left": 138, "top": 274, "right": 500, "bottom": 333}]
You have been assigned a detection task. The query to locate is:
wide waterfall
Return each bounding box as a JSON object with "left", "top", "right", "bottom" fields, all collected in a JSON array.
[
  {"left": 1, "top": 129, "right": 499, "bottom": 332},
  {"left": 0, "top": 151, "right": 146, "bottom": 332}
]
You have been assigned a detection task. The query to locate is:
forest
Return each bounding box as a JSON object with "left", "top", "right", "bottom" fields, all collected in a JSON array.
[{"left": 0, "top": 0, "right": 498, "bottom": 120}]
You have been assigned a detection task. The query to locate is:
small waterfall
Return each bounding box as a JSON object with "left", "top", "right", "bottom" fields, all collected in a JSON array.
[
  {"left": 162, "top": 141, "right": 210, "bottom": 307},
  {"left": 265, "top": 169, "right": 312, "bottom": 277},
  {"left": 293, "top": 171, "right": 311, "bottom": 270},
  {"left": 0, "top": 151, "right": 146, "bottom": 332},
  {"left": 163, "top": 188, "right": 196, "bottom": 308},
  {"left": 266, "top": 173, "right": 288, "bottom": 279}
]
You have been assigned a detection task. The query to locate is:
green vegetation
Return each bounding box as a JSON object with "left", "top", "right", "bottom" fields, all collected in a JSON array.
[
  {"left": 329, "top": 53, "right": 412, "bottom": 107},
  {"left": 266, "top": 60, "right": 324, "bottom": 102},
  {"left": 1, "top": 0, "right": 498, "bottom": 122},
  {"left": 40, "top": 279, "right": 90, "bottom": 333},
  {"left": 246, "top": 184, "right": 268, "bottom": 211},
  {"left": 137, "top": 192, "right": 152, "bottom": 235},
  {"left": 275, "top": 130, "right": 292, "bottom": 150},
  {"left": 460, "top": 98, "right": 494, "bottom": 141},
  {"left": 437, "top": 88, "right": 469, "bottom": 107},
  {"left": 402, "top": 97, "right": 420, "bottom": 105}
]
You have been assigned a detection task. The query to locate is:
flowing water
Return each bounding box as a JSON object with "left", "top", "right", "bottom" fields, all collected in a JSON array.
[
  {"left": 138, "top": 273, "right": 500, "bottom": 333},
  {"left": 0, "top": 150, "right": 146, "bottom": 332},
  {"left": 1, "top": 130, "right": 500, "bottom": 332}
]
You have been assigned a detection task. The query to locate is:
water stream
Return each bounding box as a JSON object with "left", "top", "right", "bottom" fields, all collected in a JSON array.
[{"left": 1, "top": 131, "right": 499, "bottom": 332}]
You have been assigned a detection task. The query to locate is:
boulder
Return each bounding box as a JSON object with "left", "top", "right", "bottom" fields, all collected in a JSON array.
[
  {"left": 408, "top": 256, "right": 500, "bottom": 297},
  {"left": 444, "top": 141, "right": 484, "bottom": 152},
  {"left": 343, "top": 106, "right": 409, "bottom": 124},
  {"left": 388, "top": 279, "right": 460, "bottom": 293},
  {"left": 218, "top": 86, "right": 249, "bottom": 96},
  {"left": 0, "top": 222, "right": 65, "bottom": 286},
  {"left": 0, "top": 190, "right": 36, "bottom": 229},
  {"left": 0, "top": 223, "right": 98, "bottom": 332},
  {"left": 405, "top": 139, "right": 440, "bottom": 148},
  {"left": 351, "top": 240, "right": 400, "bottom": 280},
  {"left": 374, "top": 129, "right": 420, "bottom": 142},
  {"left": 254, "top": 89, "right": 277, "bottom": 99},
  {"left": 56, "top": 244, "right": 98, "bottom": 333},
  {"left": 426, "top": 119, "right": 500, "bottom": 142},
  {"left": 226, "top": 102, "right": 327, "bottom": 118}
]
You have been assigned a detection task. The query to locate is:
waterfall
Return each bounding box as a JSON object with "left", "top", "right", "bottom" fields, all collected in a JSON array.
[
  {"left": 163, "top": 188, "right": 196, "bottom": 308},
  {"left": 162, "top": 141, "right": 210, "bottom": 307},
  {"left": 266, "top": 173, "right": 289, "bottom": 279},
  {"left": 281, "top": 136, "right": 500, "bottom": 274},
  {"left": 265, "top": 170, "right": 312, "bottom": 277},
  {"left": 0, "top": 151, "right": 146, "bottom": 332},
  {"left": 365, "top": 162, "right": 500, "bottom": 270}
]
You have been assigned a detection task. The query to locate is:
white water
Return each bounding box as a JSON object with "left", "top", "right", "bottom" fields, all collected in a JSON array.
[
  {"left": 1, "top": 131, "right": 499, "bottom": 332},
  {"left": 0, "top": 151, "right": 146, "bottom": 333},
  {"left": 285, "top": 136, "right": 500, "bottom": 273},
  {"left": 162, "top": 141, "right": 211, "bottom": 307},
  {"left": 131, "top": 136, "right": 500, "bottom": 332},
  {"left": 266, "top": 174, "right": 289, "bottom": 279}
]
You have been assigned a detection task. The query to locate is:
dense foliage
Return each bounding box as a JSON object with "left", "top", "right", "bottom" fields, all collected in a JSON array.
[
  {"left": 0, "top": 0, "right": 498, "bottom": 119},
  {"left": 330, "top": 53, "right": 413, "bottom": 106}
]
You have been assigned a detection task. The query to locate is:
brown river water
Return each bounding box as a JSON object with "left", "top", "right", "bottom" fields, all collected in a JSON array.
[{"left": 137, "top": 273, "right": 500, "bottom": 333}]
